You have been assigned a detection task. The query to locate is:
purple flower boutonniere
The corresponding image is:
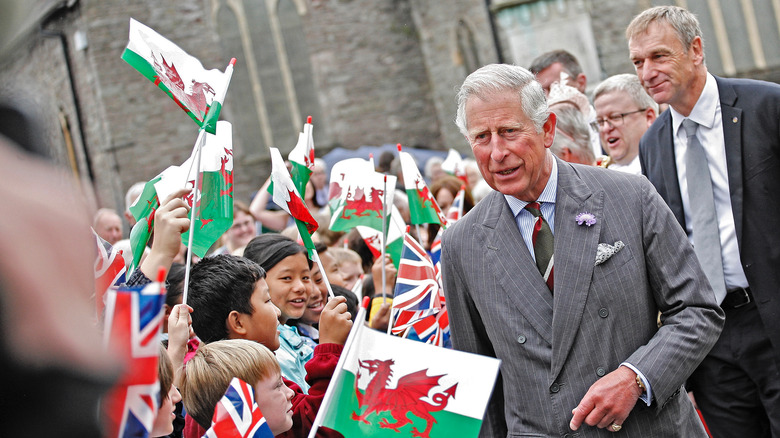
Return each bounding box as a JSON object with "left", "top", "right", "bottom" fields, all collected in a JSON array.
[{"left": 576, "top": 212, "right": 597, "bottom": 226}]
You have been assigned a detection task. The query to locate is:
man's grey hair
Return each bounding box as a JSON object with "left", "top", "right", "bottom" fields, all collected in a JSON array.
[
  {"left": 592, "top": 74, "right": 659, "bottom": 114},
  {"left": 528, "top": 49, "right": 583, "bottom": 78},
  {"left": 626, "top": 5, "right": 704, "bottom": 57},
  {"left": 549, "top": 104, "right": 595, "bottom": 164},
  {"left": 455, "top": 64, "right": 549, "bottom": 137}
]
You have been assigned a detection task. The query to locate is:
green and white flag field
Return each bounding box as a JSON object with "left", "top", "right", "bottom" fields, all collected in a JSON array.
[
  {"left": 311, "top": 322, "right": 500, "bottom": 438},
  {"left": 122, "top": 18, "right": 234, "bottom": 134}
]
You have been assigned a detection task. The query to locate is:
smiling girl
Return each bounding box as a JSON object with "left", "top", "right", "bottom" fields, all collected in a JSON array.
[{"left": 244, "top": 234, "right": 315, "bottom": 393}]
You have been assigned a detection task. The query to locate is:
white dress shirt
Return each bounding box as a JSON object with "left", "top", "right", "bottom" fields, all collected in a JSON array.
[{"left": 669, "top": 73, "right": 749, "bottom": 292}]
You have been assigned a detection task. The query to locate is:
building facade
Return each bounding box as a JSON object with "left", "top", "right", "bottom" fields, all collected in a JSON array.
[{"left": 2, "top": 0, "right": 779, "bottom": 219}]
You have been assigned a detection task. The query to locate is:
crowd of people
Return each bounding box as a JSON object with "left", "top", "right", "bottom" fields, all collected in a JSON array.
[{"left": 3, "top": 4, "right": 779, "bottom": 438}]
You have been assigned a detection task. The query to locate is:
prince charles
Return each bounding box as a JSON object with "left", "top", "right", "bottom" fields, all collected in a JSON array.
[{"left": 441, "top": 64, "right": 724, "bottom": 437}]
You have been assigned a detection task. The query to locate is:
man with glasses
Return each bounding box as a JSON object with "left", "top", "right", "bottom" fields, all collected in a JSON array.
[{"left": 592, "top": 74, "right": 658, "bottom": 174}]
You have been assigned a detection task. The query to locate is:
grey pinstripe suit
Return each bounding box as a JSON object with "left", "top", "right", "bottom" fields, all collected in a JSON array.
[{"left": 441, "top": 157, "right": 724, "bottom": 437}]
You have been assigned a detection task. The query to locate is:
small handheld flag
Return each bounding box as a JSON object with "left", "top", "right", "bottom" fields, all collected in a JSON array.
[
  {"left": 122, "top": 18, "right": 235, "bottom": 134},
  {"left": 93, "top": 230, "right": 127, "bottom": 321},
  {"left": 269, "top": 147, "right": 319, "bottom": 255},
  {"left": 397, "top": 144, "right": 447, "bottom": 226},
  {"left": 204, "top": 377, "right": 274, "bottom": 438},
  {"left": 328, "top": 158, "right": 396, "bottom": 233},
  {"left": 102, "top": 280, "right": 167, "bottom": 438},
  {"left": 309, "top": 313, "right": 500, "bottom": 438}
]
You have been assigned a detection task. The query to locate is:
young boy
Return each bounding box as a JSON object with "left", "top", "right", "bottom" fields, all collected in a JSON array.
[
  {"left": 180, "top": 339, "right": 293, "bottom": 436},
  {"left": 185, "top": 254, "right": 351, "bottom": 438}
]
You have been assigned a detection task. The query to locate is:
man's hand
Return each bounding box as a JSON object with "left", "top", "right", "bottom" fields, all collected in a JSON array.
[
  {"left": 569, "top": 366, "right": 642, "bottom": 432},
  {"left": 318, "top": 295, "right": 353, "bottom": 345},
  {"left": 140, "top": 187, "right": 190, "bottom": 279}
]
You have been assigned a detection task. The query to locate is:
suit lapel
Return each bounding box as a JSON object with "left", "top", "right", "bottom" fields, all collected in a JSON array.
[
  {"left": 716, "top": 77, "right": 744, "bottom": 245},
  {"left": 550, "top": 161, "right": 602, "bottom": 380},
  {"left": 481, "top": 191, "right": 554, "bottom": 345}
]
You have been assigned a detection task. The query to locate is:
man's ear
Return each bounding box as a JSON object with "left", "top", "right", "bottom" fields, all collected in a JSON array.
[
  {"left": 645, "top": 107, "right": 657, "bottom": 127},
  {"left": 226, "top": 310, "right": 247, "bottom": 338},
  {"left": 574, "top": 73, "right": 587, "bottom": 94},
  {"left": 690, "top": 36, "right": 705, "bottom": 66},
  {"left": 543, "top": 112, "right": 557, "bottom": 149}
]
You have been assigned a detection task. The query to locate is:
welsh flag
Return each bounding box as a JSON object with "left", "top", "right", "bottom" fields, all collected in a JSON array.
[
  {"left": 128, "top": 121, "right": 234, "bottom": 266},
  {"left": 93, "top": 231, "right": 127, "bottom": 321},
  {"left": 355, "top": 205, "right": 406, "bottom": 270},
  {"left": 312, "top": 322, "right": 500, "bottom": 438},
  {"left": 441, "top": 149, "right": 467, "bottom": 182},
  {"left": 269, "top": 147, "right": 318, "bottom": 256},
  {"left": 328, "top": 158, "right": 396, "bottom": 232},
  {"left": 397, "top": 145, "right": 446, "bottom": 226},
  {"left": 102, "top": 281, "right": 166, "bottom": 438},
  {"left": 122, "top": 18, "right": 234, "bottom": 134},
  {"left": 288, "top": 116, "right": 315, "bottom": 196},
  {"left": 328, "top": 158, "right": 374, "bottom": 212}
]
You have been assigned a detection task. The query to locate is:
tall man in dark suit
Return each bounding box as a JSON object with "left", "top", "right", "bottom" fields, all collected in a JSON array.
[
  {"left": 442, "top": 63, "right": 723, "bottom": 437},
  {"left": 629, "top": 6, "right": 780, "bottom": 437}
]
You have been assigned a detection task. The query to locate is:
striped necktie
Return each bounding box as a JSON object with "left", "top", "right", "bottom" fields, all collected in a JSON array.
[
  {"left": 682, "top": 119, "right": 727, "bottom": 303},
  {"left": 525, "top": 202, "right": 554, "bottom": 292}
]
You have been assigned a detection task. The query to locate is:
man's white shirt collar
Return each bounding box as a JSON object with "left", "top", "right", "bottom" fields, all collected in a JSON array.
[
  {"left": 505, "top": 156, "right": 558, "bottom": 215},
  {"left": 671, "top": 72, "right": 719, "bottom": 133}
]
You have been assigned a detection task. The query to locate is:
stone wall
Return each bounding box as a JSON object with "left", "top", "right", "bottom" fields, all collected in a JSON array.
[
  {"left": 4, "top": 0, "right": 780, "bottom": 230},
  {"left": 301, "top": 0, "right": 440, "bottom": 151}
]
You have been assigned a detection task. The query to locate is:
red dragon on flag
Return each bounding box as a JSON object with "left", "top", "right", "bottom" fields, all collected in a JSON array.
[{"left": 351, "top": 358, "right": 457, "bottom": 438}]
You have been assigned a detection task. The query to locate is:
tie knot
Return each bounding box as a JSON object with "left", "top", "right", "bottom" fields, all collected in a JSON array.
[
  {"left": 524, "top": 202, "right": 542, "bottom": 218},
  {"left": 682, "top": 119, "right": 699, "bottom": 138}
]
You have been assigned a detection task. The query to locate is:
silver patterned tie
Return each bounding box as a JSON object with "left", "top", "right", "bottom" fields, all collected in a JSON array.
[{"left": 682, "top": 119, "right": 727, "bottom": 303}]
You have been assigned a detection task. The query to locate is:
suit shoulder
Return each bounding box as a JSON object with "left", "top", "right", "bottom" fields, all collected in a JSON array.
[
  {"left": 643, "top": 109, "right": 671, "bottom": 139},
  {"left": 719, "top": 76, "right": 780, "bottom": 93},
  {"left": 566, "top": 163, "right": 651, "bottom": 199},
  {"left": 443, "top": 191, "right": 499, "bottom": 238}
]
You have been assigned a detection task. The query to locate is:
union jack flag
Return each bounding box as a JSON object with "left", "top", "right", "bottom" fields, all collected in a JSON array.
[
  {"left": 204, "top": 377, "right": 274, "bottom": 438},
  {"left": 429, "top": 184, "right": 465, "bottom": 269},
  {"left": 392, "top": 232, "right": 439, "bottom": 311},
  {"left": 445, "top": 185, "right": 466, "bottom": 224},
  {"left": 102, "top": 281, "right": 166, "bottom": 438},
  {"left": 391, "top": 231, "right": 450, "bottom": 346},
  {"left": 94, "top": 230, "right": 127, "bottom": 321},
  {"left": 404, "top": 301, "right": 450, "bottom": 347}
]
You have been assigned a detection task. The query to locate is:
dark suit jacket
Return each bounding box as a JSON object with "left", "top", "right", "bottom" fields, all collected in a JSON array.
[
  {"left": 442, "top": 158, "right": 724, "bottom": 437},
  {"left": 639, "top": 75, "right": 780, "bottom": 369}
]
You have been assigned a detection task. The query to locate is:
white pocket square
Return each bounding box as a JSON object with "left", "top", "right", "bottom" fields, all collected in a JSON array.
[{"left": 595, "top": 241, "right": 625, "bottom": 266}]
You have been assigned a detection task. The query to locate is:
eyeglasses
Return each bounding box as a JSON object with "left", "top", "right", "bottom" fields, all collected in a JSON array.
[{"left": 590, "top": 109, "right": 647, "bottom": 130}]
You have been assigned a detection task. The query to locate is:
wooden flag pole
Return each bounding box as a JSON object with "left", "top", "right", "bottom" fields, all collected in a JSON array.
[{"left": 181, "top": 129, "right": 207, "bottom": 306}]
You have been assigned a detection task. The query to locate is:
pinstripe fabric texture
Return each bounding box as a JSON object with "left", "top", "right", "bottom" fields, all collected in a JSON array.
[{"left": 441, "top": 157, "right": 724, "bottom": 437}]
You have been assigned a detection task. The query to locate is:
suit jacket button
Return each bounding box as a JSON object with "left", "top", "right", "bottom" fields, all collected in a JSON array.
[
  {"left": 596, "top": 367, "right": 606, "bottom": 377},
  {"left": 599, "top": 308, "right": 609, "bottom": 318},
  {"left": 550, "top": 383, "right": 560, "bottom": 393},
  {"left": 517, "top": 335, "right": 527, "bottom": 344}
]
